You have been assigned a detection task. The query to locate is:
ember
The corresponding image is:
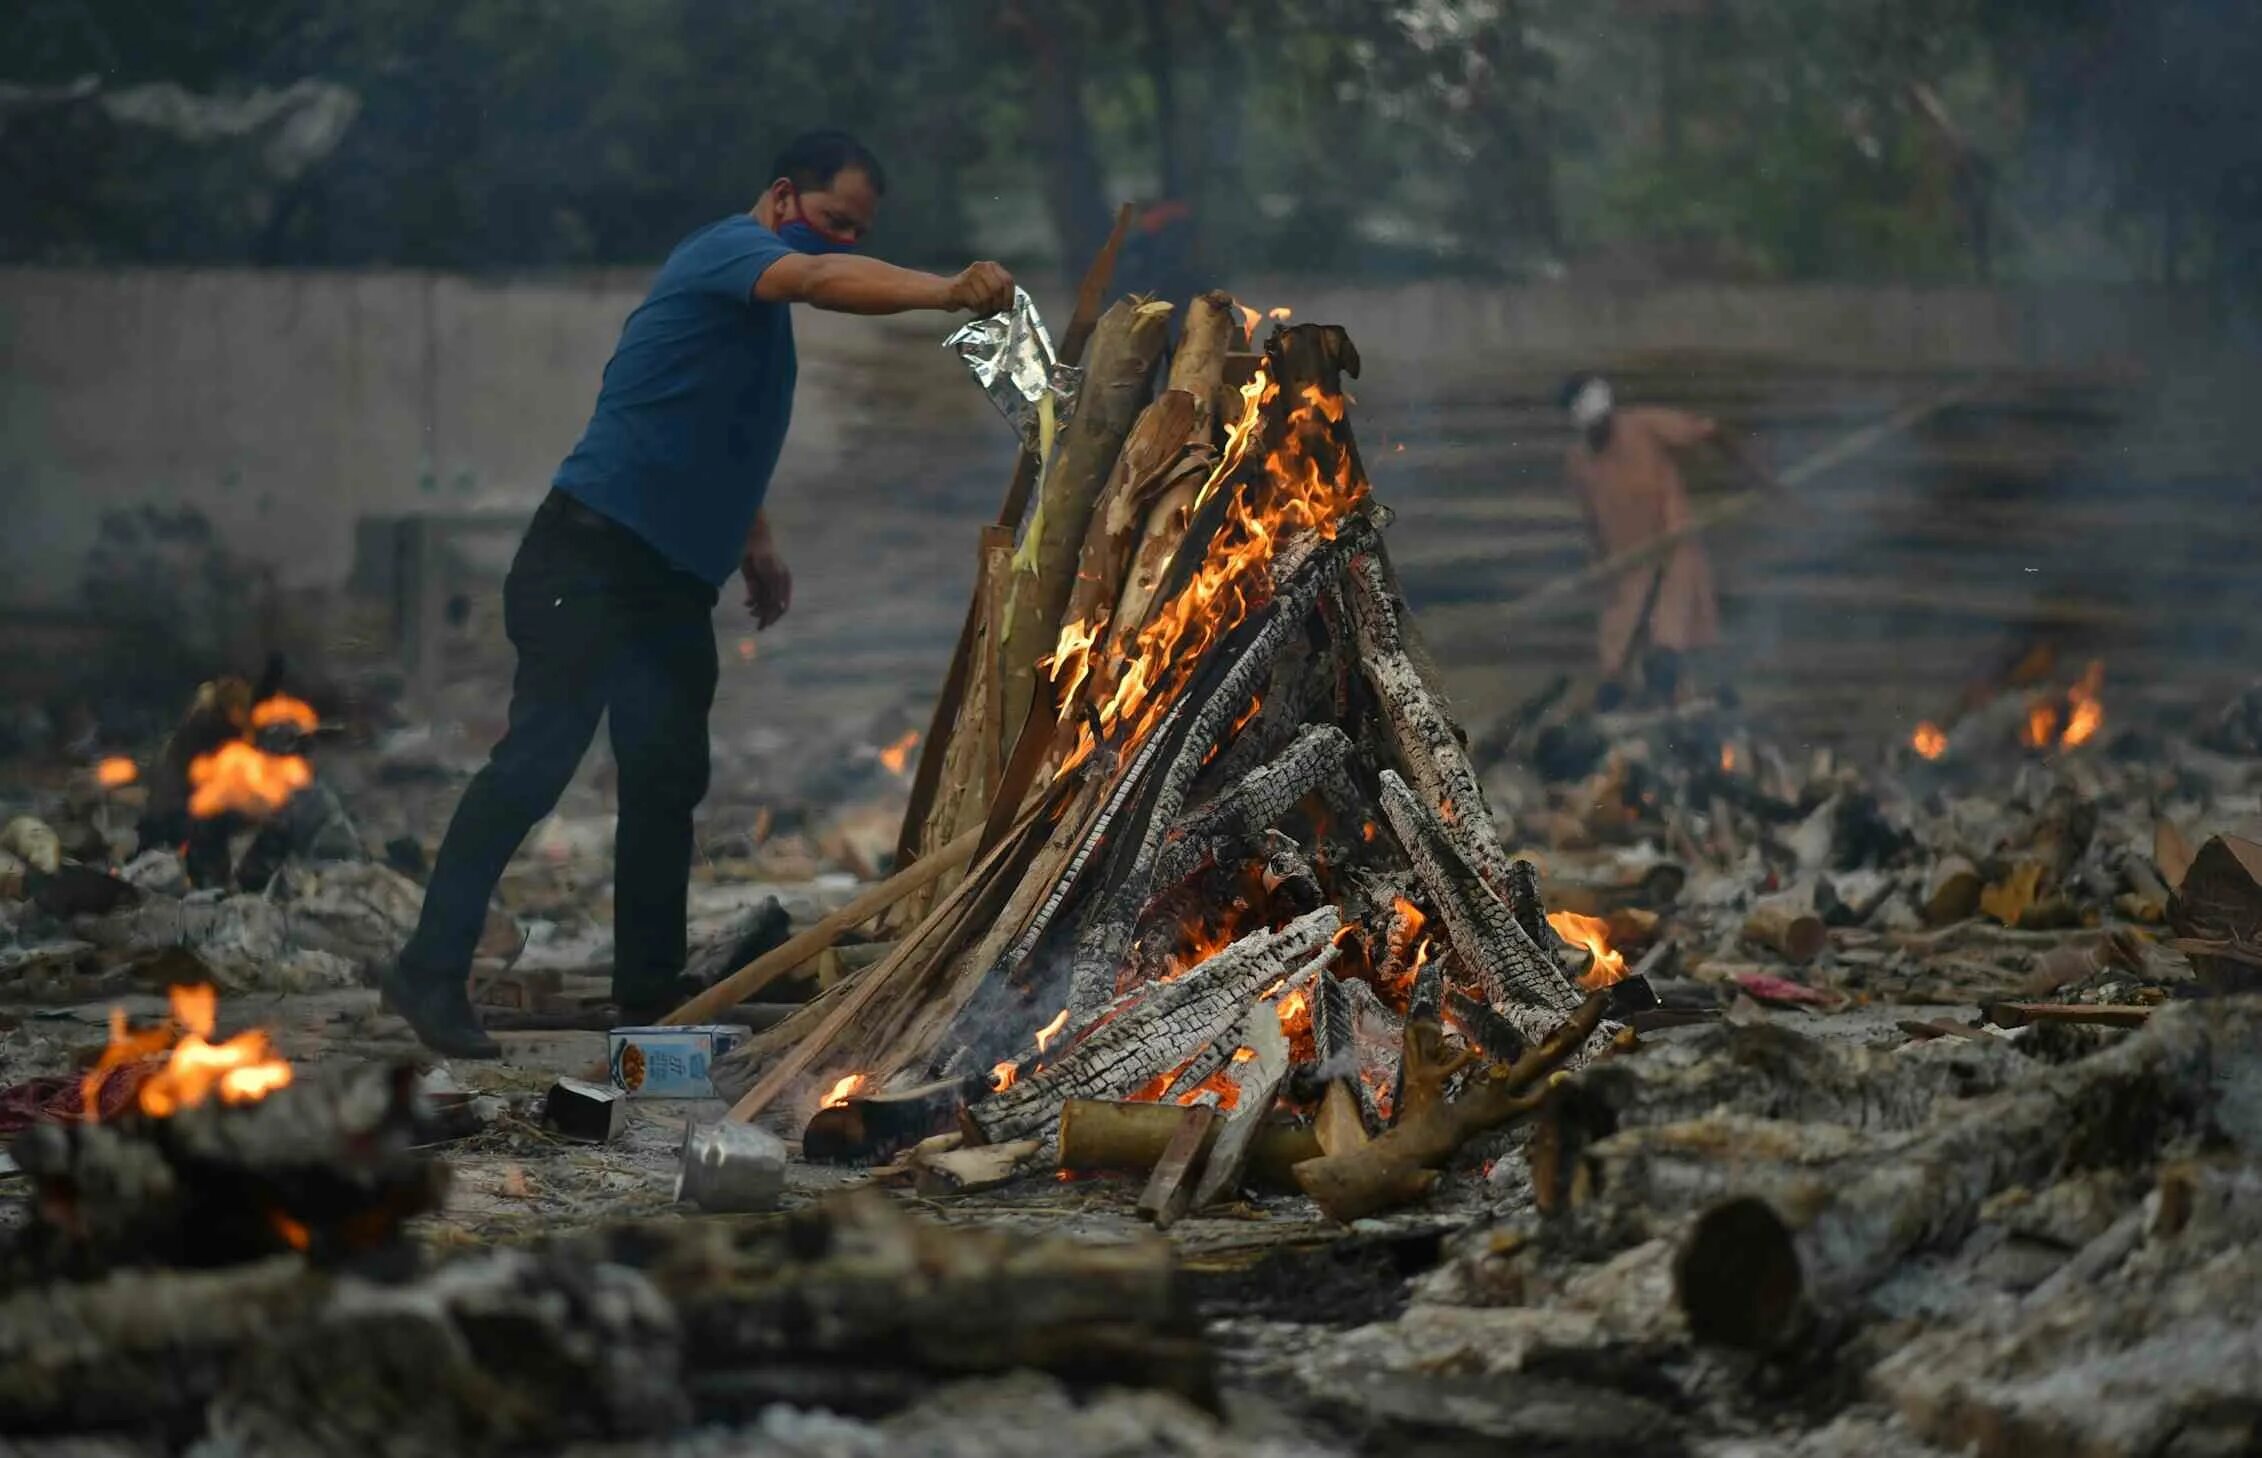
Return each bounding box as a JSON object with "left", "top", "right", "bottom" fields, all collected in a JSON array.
[
  {"left": 1912, "top": 721, "right": 1948, "bottom": 760},
  {"left": 2061, "top": 660, "right": 2105, "bottom": 747},
  {"left": 1546, "top": 911, "right": 1627, "bottom": 989},
  {"left": 80, "top": 983, "right": 293, "bottom": 1119},
  {"left": 876, "top": 729, "right": 920, "bottom": 775},
  {"left": 95, "top": 756, "right": 138, "bottom": 788}
]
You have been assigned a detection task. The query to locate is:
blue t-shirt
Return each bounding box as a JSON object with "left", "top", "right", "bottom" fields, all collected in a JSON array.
[{"left": 553, "top": 216, "right": 797, "bottom": 585}]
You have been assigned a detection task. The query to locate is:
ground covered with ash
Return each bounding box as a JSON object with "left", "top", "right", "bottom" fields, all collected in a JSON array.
[{"left": 2, "top": 670, "right": 2261, "bottom": 1457}]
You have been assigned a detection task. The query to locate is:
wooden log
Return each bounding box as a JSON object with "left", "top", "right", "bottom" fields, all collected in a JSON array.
[
  {"left": 1150, "top": 723, "right": 1357, "bottom": 889},
  {"left": 970, "top": 907, "right": 1339, "bottom": 1146},
  {"left": 1671, "top": 997, "right": 2250, "bottom": 1350},
  {"left": 715, "top": 789, "right": 1060, "bottom": 1120},
  {"left": 1314, "top": 1079, "right": 1371, "bottom": 1157},
  {"left": 1921, "top": 854, "right": 1984, "bottom": 926},
  {"left": 1052, "top": 388, "right": 1207, "bottom": 670},
  {"left": 2169, "top": 834, "right": 2262, "bottom": 991},
  {"left": 1000, "top": 297, "right": 1176, "bottom": 735},
  {"left": 1294, "top": 991, "right": 1609, "bottom": 1224},
  {"left": 1135, "top": 1104, "right": 1219, "bottom": 1228},
  {"left": 1983, "top": 1002, "right": 2152, "bottom": 1030},
  {"left": 1057, "top": 1098, "right": 1319, "bottom": 1188},
  {"left": 898, "top": 526, "right": 1018, "bottom": 926},
  {"left": 1110, "top": 292, "right": 1241, "bottom": 643},
  {"left": 645, "top": 824, "right": 983, "bottom": 1034},
  {"left": 1190, "top": 999, "right": 1291, "bottom": 1209},
  {"left": 912, "top": 1138, "right": 1044, "bottom": 1197},
  {"left": 1378, "top": 769, "right": 1581, "bottom": 1026},
  {"left": 1344, "top": 543, "right": 1517, "bottom": 896},
  {"left": 894, "top": 205, "right": 1132, "bottom": 867},
  {"left": 1742, "top": 891, "right": 1828, "bottom": 964},
  {"left": 2154, "top": 818, "right": 2197, "bottom": 891}
]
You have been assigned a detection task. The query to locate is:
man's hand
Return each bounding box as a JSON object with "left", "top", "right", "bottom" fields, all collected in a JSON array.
[
  {"left": 946, "top": 261, "right": 1015, "bottom": 315},
  {"left": 740, "top": 516, "right": 792, "bottom": 630}
]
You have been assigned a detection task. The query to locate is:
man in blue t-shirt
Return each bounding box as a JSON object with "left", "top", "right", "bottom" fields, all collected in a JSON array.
[{"left": 384, "top": 130, "right": 1014, "bottom": 1057}]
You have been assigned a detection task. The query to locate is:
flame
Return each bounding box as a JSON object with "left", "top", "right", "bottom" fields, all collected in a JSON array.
[
  {"left": 820, "top": 1073, "right": 867, "bottom": 1109},
  {"left": 1719, "top": 744, "right": 1737, "bottom": 773},
  {"left": 187, "top": 739, "right": 311, "bottom": 818},
  {"left": 2061, "top": 660, "right": 2104, "bottom": 747},
  {"left": 1439, "top": 798, "right": 1459, "bottom": 825},
  {"left": 988, "top": 1060, "right": 1018, "bottom": 1093},
  {"left": 1911, "top": 722, "right": 1948, "bottom": 760},
  {"left": 1392, "top": 935, "right": 1436, "bottom": 999},
  {"left": 1034, "top": 1006, "right": 1071, "bottom": 1054},
  {"left": 1237, "top": 303, "right": 1261, "bottom": 341},
  {"left": 248, "top": 693, "right": 318, "bottom": 734},
  {"left": 1361, "top": 821, "right": 1377, "bottom": 843},
  {"left": 736, "top": 636, "right": 759, "bottom": 663},
  {"left": 95, "top": 756, "right": 139, "bottom": 788},
  {"left": 269, "top": 1210, "right": 311, "bottom": 1252},
  {"left": 80, "top": 982, "right": 294, "bottom": 1119},
  {"left": 2022, "top": 700, "right": 2061, "bottom": 750},
  {"left": 1547, "top": 911, "right": 1626, "bottom": 990},
  {"left": 1051, "top": 357, "right": 1368, "bottom": 773},
  {"left": 876, "top": 729, "right": 920, "bottom": 775},
  {"left": 1268, "top": 305, "right": 1294, "bottom": 322}
]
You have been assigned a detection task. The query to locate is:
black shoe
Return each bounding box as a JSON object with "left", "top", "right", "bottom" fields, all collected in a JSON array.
[{"left": 381, "top": 964, "right": 502, "bottom": 1059}]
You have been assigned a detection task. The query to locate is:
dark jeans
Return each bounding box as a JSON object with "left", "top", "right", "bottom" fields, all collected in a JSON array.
[{"left": 399, "top": 491, "right": 720, "bottom": 1004}]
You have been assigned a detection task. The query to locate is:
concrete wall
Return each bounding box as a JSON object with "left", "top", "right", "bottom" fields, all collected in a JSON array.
[{"left": 0, "top": 266, "right": 2225, "bottom": 607}]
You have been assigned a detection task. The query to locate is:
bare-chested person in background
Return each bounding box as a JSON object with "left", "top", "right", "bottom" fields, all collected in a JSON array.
[{"left": 1559, "top": 372, "right": 1722, "bottom": 701}]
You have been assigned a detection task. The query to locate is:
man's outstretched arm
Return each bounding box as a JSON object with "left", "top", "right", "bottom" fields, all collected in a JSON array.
[{"left": 754, "top": 255, "right": 1014, "bottom": 316}]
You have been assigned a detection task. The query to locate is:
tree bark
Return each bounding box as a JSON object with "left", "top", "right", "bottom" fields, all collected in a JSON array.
[{"left": 1000, "top": 297, "right": 1175, "bottom": 735}]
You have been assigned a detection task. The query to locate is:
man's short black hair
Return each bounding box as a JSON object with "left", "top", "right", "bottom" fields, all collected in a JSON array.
[
  {"left": 772, "top": 130, "right": 887, "bottom": 196},
  {"left": 1557, "top": 371, "right": 1604, "bottom": 411}
]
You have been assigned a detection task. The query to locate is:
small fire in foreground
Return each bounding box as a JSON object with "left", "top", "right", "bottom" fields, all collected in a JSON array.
[
  {"left": 248, "top": 693, "right": 319, "bottom": 734},
  {"left": 989, "top": 1060, "right": 1019, "bottom": 1093},
  {"left": 819, "top": 1073, "right": 867, "bottom": 1109},
  {"left": 876, "top": 729, "right": 920, "bottom": 776},
  {"left": 81, "top": 983, "right": 293, "bottom": 1119},
  {"left": 1546, "top": 911, "right": 1627, "bottom": 990},
  {"left": 1911, "top": 722, "right": 1948, "bottom": 760},
  {"left": 95, "top": 756, "right": 139, "bottom": 787},
  {"left": 1033, "top": 1006, "right": 1071, "bottom": 1054}
]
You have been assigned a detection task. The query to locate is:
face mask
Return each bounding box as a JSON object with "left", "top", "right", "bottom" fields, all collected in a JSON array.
[{"left": 777, "top": 189, "right": 860, "bottom": 255}]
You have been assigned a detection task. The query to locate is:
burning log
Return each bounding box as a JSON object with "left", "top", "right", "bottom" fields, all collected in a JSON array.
[
  {"left": 969, "top": 907, "right": 1338, "bottom": 1147},
  {"left": 1294, "top": 990, "right": 1610, "bottom": 1224},
  {"left": 1670, "top": 998, "right": 2250, "bottom": 1350},
  {"left": 1110, "top": 291, "right": 1242, "bottom": 645},
  {"left": 1057, "top": 1098, "right": 1320, "bottom": 1187},
  {"left": 1187, "top": 996, "right": 1293, "bottom": 1209},
  {"left": 999, "top": 297, "right": 1177, "bottom": 735}
]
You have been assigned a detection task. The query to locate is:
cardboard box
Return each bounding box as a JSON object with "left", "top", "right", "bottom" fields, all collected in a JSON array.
[{"left": 607, "top": 1024, "right": 750, "bottom": 1099}]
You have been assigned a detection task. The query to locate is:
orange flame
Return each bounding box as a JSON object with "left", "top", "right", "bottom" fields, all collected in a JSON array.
[
  {"left": 820, "top": 1073, "right": 867, "bottom": 1109},
  {"left": 269, "top": 1210, "right": 311, "bottom": 1251},
  {"left": 81, "top": 983, "right": 294, "bottom": 1119},
  {"left": 187, "top": 740, "right": 311, "bottom": 818},
  {"left": 1237, "top": 303, "right": 1261, "bottom": 342},
  {"left": 95, "top": 756, "right": 139, "bottom": 788},
  {"left": 1911, "top": 722, "right": 1948, "bottom": 760},
  {"left": 2022, "top": 700, "right": 2061, "bottom": 750},
  {"left": 876, "top": 729, "right": 920, "bottom": 775},
  {"left": 2061, "top": 661, "right": 2104, "bottom": 748},
  {"left": 1051, "top": 357, "right": 1368, "bottom": 774},
  {"left": 1267, "top": 306, "right": 1293, "bottom": 323},
  {"left": 248, "top": 693, "right": 318, "bottom": 734},
  {"left": 1033, "top": 1006, "right": 1071, "bottom": 1054},
  {"left": 1547, "top": 911, "right": 1627, "bottom": 990},
  {"left": 1361, "top": 821, "right": 1378, "bottom": 843},
  {"left": 989, "top": 1060, "right": 1019, "bottom": 1093},
  {"left": 1719, "top": 744, "right": 1737, "bottom": 774}
]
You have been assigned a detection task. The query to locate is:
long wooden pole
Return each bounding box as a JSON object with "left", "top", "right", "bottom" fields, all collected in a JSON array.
[
  {"left": 649, "top": 825, "right": 983, "bottom": 1029},
  {"left": 1497, "top": 384, "right": 1984, "bottom": 629}
]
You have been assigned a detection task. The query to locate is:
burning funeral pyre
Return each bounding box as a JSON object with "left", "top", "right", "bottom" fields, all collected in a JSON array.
[{"left": 706, "top": 300, "right": 1613, "bottom": 1221}]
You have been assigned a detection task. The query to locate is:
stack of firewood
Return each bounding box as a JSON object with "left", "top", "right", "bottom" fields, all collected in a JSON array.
[{"left": 698, "top": 239, "right": 1608, "bottom": 1223}]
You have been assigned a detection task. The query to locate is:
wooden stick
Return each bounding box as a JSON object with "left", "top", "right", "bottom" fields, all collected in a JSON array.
[
  {"left": 1983, "top": 1002, "right": 2153, "bottom": 1031},
  {"left": 1494, "top": 384, "right": 1984, "bottom": 627},
  {"left": 894, "top": 204, "right": 1134, "bottom": 865},
  {"left": 725, "top": 793, "right": 1058, "bottom": 1123},
  {"left": 653, "top": 826, "right": 984, "bottom": 1031},
  {"left": 1135, "top": 1104, "right": 1219, "bottom": 1229}
]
